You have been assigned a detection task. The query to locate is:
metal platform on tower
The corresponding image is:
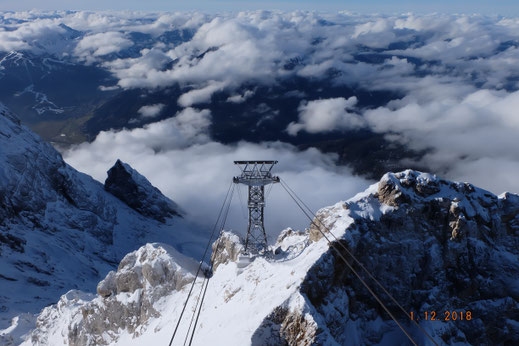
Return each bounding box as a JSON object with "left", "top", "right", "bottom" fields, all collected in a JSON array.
[{"left": 233, "top": 161, "right": 279, "bottom": 254}]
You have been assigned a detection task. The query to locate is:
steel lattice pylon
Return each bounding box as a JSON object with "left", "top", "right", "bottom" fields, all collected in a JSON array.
[{"left": 233, "top": 161, "right": 279, "bottom": 253}]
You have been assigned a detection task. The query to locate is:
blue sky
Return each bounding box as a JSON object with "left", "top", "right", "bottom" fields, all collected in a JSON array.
[{"left": 1, "top": 0, "right": 518, "bottom": 16}]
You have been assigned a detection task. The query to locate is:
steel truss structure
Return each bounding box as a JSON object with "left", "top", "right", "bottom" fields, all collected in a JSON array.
[{"left": 233, "top": 161, "right": 279, "bottom": 253}]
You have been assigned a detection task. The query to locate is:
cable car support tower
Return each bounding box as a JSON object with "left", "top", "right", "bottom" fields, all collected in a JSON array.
[{"left": 233, "top": 161, "right": 279, "bottom": 254}]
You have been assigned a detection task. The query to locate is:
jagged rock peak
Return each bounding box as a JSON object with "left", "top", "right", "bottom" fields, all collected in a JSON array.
[
  {"left": 297, "top": 169, "right": 519, "bottom": 345},
  {"left": 0, "top": 103, "right": 200, "bottom": 331},
  {"left": 104, "top": 159, "right": 182, "bottom": 222},
  {"left": 29, "top": 243, "right": 200, "bottom": 346},
  {"left": 12, "top": 170, "right": 519, "bottom": 345},
  {"left": 377, "top": 169, "right": 497, "bottom": 207},
  {"left": 97, "top": 243, "right": 199, "bottom": 298},
  {"left": 212, "top": 231, "right": 244, "bottom": 271}
]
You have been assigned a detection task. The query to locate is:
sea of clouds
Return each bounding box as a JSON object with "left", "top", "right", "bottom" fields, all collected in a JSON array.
[{"left": 2, "top": 10, "right": 519, "bottom": 238}]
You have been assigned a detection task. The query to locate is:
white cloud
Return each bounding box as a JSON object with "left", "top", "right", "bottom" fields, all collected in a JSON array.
[
  {"left": 3, "top": 10, "right": 519, "bottom": 199},
  {"left": 226, "top": 89, "right": 254, "bottom": 103},
  {"left": 0, "top": 18, "right": 68, "bottom": 53},
  {"left": 178, "top": 81, "right": 227, "bottom": 107},
  {"left": 287, "top": 96, "right": 362, "bottom": 135},
  {"left": 68, "top": 107, "right": 211, "bottom": 157},
  {"left": 74, "top": 31, "right": 133, "bottom": 63},
  {"left": 138, "top": 103, "right": 165, "bottom": 118},
  {"left": 3, "top": 11, "right": 519, "bottom": 97},
  {"left": 99, "top": 85, "right": 120, "bottom": 91},
  {"left": 356, "top": 88, "right": 519, "bottom": 194},
  {"left": 107, "top": 47, "right": 174, "bottom": 88},
  {"left": 352, "top": 18, "right": 395, "bottom": 48},
  {"left": 64, "top": 114, "right": 371, "bottom": 240}
]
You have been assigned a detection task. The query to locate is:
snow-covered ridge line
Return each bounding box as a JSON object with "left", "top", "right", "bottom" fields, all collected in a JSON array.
[
  {"left": 0, "top": 103, "right": 204, "bottom": 341},
  {"left": 14, "top": 169, "right": 519, "bottom": 345},
  {"left": 25, "top": 243, "right": 200, "bottom": 346}
]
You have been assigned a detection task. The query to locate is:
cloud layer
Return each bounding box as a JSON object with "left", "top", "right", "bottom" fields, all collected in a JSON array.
[
  {"left": 64, "top": 108, "right": 370, "bottom": 240},
  {"left": 2, "top": 10, "right": 519, "bottom": 229},
  {"left": 138, "top": 103, "right": 165, "bottom": 118},
  {"left": 361, "top": 89, "right": 519, "bottom": 193}
]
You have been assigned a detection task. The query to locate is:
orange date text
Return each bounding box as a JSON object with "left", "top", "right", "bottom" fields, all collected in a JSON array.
[{"left": 410, "top": 311, "right": 472, "bottom": 321}]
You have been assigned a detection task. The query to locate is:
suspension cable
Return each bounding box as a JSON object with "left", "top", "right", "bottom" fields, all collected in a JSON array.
[
  {"left": 279, "top": 179, "right": 419, "bottom": 346},
  {"left": 168, "top": 181, "right": 234, "bottom": 346},
  {"left": 280, "top": 179, "right": 438, "bottom": 346},
  {"left": 187, "top": 182, "right": 236, "bottom": 346}
]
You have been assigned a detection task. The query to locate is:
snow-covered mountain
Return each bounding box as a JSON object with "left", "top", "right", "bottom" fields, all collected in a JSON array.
[
  {"left": 0, "top": 103, "right": 206, "bottom": 332},
  {"left": 9, "top": 169, "right": 519, "bottom": 345}
]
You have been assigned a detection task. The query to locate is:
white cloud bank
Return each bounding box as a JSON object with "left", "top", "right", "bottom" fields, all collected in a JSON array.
[
  {"left": 177, "top": 81, "right": 227, "bottom": 107},
  {"left": 360, "top": 88, "right": 519, "bottom": 194},
  {"left": 64, "top": 109, "right": 371, "bottom": 240},
  {"left": 74, "top": 31, "right": 133, "bottom": 63},
  {"left": 3, "top": 10, "right": 519, "bottom": 206}
]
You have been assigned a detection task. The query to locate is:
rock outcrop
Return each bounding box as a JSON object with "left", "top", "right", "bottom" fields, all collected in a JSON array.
[
  {"left": 211, "top": 231, "right": 244, "bottom": 270},
  {"left": 104, "top": 160, "right": 182, "bottom": 223},
  {"left": 27, "top": 244, "right": 199, "bottom": 346},
  {"left": 265, "top": 170, "right": 519, "bottom": 345},
  {"left": 0, "top": 104, "right": 192, "bottom": 330}
]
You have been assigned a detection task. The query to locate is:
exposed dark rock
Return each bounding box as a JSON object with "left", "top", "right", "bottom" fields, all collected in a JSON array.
[
  {"left": 0, "top": 233, "right": 26, "bottom": 253},
  {"left": 104, "top": 160, "right": 182, "bottom": 223}
]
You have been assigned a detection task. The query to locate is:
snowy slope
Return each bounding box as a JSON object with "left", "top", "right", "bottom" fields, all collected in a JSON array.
[
  {"left": 0, "top": 103, "right": 206, "bottom": 333},
  {"left": 14, "top": 170, "right": 519, "bottom": 345}
]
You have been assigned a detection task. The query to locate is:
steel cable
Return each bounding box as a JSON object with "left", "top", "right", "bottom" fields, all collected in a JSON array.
[
  {"left": 279, "top": 179, "right": 418, "bottom": 346},
  {"left": 168, "top": 181, "right": 234, "bottom": 346},
  {"left": 187, "top": 183, "right": 236, "bottom": 346},
  {"left": 279, "top": 178, "right": 438, "bottom": 346}
]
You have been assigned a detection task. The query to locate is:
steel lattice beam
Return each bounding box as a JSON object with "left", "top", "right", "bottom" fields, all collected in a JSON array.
[{"left": 233, "top": 161, "right": 279, "bottom": 253}]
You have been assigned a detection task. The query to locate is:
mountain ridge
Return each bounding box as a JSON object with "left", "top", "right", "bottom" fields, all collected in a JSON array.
[
  {"left": 9, "top": 169, "right": 518, "bottom": 345},
  {"left": 0, "top": 103, "right": 204, "bottom": 330}
]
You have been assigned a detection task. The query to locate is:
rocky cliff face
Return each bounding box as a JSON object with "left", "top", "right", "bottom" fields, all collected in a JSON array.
[
  {"left": 260, "top": 170, "right": 519, "bottom": 345},
  {"left": 7, "top": 170, "right": 519, "bottom": 345},
  {"left": 0, "top": 104, "right": 196, "bottom": 334}
]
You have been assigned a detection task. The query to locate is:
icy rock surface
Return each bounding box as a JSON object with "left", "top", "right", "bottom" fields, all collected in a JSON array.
[
  {"left": 0, "top": 104, "right": 198, "bottom": 330},
  {"left": 25, "top": 243, "right": 198, "bottom": 346},
  {"left": 104, "top": 160, "right": 182, "bottom": 223},
  {"left": 14, "top": 170, "right": 519, "bottom": 345}
]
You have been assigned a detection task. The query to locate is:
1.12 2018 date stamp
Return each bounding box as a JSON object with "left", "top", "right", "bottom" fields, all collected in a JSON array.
[{"left": 410, "top": 311, "right": 472, "bottom": 321}]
